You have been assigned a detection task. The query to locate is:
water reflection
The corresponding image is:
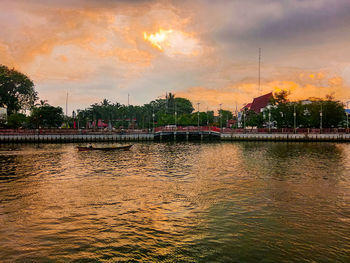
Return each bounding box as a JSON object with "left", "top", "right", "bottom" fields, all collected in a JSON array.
[{"left": 0, "top": 142, "right": 349, "bottom": 262}]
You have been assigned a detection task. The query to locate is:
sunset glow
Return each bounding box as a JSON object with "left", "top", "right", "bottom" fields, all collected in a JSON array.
[
  {"left": 0, "top": 0, "right": 349, "bottom": 111},
  {"left": 143, "top": 29, "right": 201, "bottom": 57},
  {"left": 143, "top": 29, "right": 173, "bottom": 51}
]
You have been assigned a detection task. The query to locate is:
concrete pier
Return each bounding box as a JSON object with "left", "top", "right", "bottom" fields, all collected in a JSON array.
[
  {"left": 220, "top": 133, "right": 350, "bottom": 142},
  {"left": 1, "top": 132, "right": 350, "bottom": 143},
  {"left": 0, "top": 133, "right": 154, "bottom": 143}
]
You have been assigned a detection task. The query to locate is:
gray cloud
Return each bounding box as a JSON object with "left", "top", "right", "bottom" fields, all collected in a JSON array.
[{"left": 209, "top": 0, "right": 350, "bottom": 47}]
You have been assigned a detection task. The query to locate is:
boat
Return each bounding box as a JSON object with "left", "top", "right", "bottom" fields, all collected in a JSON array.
[{"left": 77, "top": 145, "right": 133, "bottom": 151}]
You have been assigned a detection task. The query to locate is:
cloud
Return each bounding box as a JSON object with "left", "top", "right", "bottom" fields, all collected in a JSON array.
[{"left": 0, "top": 0, "right": 350, "bottom": 112}]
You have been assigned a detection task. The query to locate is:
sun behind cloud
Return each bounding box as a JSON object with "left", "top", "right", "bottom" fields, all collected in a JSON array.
[
  {"left": 143, "top": 28, "right": 202, "bottom": 57},
  {"left": 143, "top": 29, "right": 173, "bottom": 51}
]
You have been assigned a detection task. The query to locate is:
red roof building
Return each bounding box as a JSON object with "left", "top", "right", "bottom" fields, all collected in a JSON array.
[
  {"left": 240, "top": 103, "right": 252, "bottom": 112},
  {"left": 249, "top": 92, "right": 273, "bottom": 113}
]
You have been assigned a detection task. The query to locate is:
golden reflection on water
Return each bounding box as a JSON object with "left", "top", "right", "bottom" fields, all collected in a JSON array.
[{"left": 0, "top": 142, "right": 349, "bottom": 262}]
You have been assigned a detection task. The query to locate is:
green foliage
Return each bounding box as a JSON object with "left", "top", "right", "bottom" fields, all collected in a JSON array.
[
  {"left": 76, "top": 95, "right": 195, "bottom": 128},
  {"left": 245, "top": 110, "right": 264, "bottom": 127},
  {"left": 29, "top": 104, "right": 64, "bottom": 128},
  {"left": 174, "top": 97, "right": 194, "bottom": 115},
  {"left": 262, "top": 98, "right": 345, "bottom": 128},
  {"left": 7, "top": 113, "right": 27, "bottom": 128},
  {"left": 0, "top": 64, "right": 38, "bottom": 114},
  {"left": 219, "top": 109, "right": 233, "bottom": 125}
]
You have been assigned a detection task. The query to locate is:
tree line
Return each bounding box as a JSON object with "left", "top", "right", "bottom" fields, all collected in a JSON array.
[
  {"left": 243, "top": 91, "right": 347, "bottom": 129},
  {"left": 0, "top": 64, "right": 348, "bottom": 129}
]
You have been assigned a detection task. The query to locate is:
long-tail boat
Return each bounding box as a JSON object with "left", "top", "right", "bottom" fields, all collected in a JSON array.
[{"left": 77, "top": 145, "right": 133, "bottom": 151}]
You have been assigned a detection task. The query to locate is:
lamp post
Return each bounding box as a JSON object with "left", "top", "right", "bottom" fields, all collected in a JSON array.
[
  {"left": 152, "top": 107, "right": 155, "bottom": 133},
  {"left": 320, "top": 103, "right": 323, "bottom": 132},
  {"left": 346, "top": 101, "right": 349, "bottom": 130},
  {"left": 197, "top": 102, "right": 200, "bottom": 131},
  {"left": 293, "top": 104, "right": 296, "bottom": 133},
  {"left": 243, "top": 111, "right": 246, "bottom": 130},
  {"left": 174, "top": 103, "right": 177, "bottom": 127},
  {"left": 206, "top": 106, "right": 209, "bottom": 126},
  {"left": 268, "top": 107, "right": 271, "bottom": 133},
  {"left": 219, "top": 103, "right": 222, "bottom": 132}
]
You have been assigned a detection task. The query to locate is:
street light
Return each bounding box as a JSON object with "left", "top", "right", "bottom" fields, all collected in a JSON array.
[
  {"left": 293, "top": 104, "right": 296, "bottom": 133},
  {"left": 219, "top": 103, "right": 222, "bottom": 132},
  {"left": 268, "top": 107, "right": 271, "bottom": 132},
  {"left": 152, "top": 107, "right": 155, "bottom": 133},
  {"left": 174, "top": 102, "right": 177, "bottom": 127},
  {"left": 346, "top": 101, "right": 349, "bottom": 130},
  {"left": 320, "top": 103, "right": 323, "bottom": 131},
  {"left": 206, "top": 106, "right": 209, "bottom": 126},
  {"left": 197, "top": 102, "right": 200, "bottom": 130},
  {"left": 243, "top": 111, "right": 246, "bottom": 130}
]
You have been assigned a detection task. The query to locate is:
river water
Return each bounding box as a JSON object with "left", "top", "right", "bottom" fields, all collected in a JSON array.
[{"left": 0, "top": 142, "right": 349, "bottom": 262}]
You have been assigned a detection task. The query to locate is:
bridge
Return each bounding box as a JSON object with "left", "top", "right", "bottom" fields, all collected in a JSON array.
[{"left": 154, "top": 126, "right": 221, "bottom": 141}]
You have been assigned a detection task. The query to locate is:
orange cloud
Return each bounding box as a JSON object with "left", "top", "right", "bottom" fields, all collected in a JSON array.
[{"left": 0, "top": 1, "right": 198, "bottom": 83}]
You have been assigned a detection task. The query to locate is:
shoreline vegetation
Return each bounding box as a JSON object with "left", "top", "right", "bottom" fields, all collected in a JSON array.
[{"left": 1, "top": 65, "right": 349, "bottom": 131}]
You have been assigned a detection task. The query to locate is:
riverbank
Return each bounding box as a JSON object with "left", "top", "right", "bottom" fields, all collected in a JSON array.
[
  {"left": 0, "top": 133, "right": 154, "bottom": 143},
  {"left": 221, "top": 133, "right": 350, "bottom": 142},
  {"left": 1, "top": 131, "right": 350, "bottom": 142}
]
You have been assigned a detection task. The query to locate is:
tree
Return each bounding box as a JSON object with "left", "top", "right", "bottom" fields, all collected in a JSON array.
[
  {"left": 29, "top": 104, "right": 64, "bottom": 128},
  {"left": 0, "top": 64, "right": 38, "bottom": 114},
  {"left": 174, "top": 97, "right": 194, "bottom": 115},
  {"left": 245, "top": 109, "right": 264, "bottom": 127},
  {"left": 7, "top": 113, "right": 27, "bottom": 128},
  {"left": 218, "top": 109, "right": 233, "bottom": 127},
  {"left": 271, "top": 90, "right": 290, "bottom": 105}
]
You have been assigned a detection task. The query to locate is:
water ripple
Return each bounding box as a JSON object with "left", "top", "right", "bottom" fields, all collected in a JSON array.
[{"left": 0, "top": 142, "right": 349, "bottom": 262}]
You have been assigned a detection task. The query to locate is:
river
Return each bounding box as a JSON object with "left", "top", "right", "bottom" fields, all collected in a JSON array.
[{"left": 0, "top": 142, "right": 349, "bottom": 262}]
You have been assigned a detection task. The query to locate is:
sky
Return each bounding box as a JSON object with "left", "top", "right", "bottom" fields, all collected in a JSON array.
[{"left": 1, "top": 0, "right": 350, "bottom": 113}]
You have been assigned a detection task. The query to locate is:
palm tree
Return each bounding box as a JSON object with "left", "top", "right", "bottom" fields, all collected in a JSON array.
[{"left": 35, "top": 99, "right": 48, "bottom": 107}]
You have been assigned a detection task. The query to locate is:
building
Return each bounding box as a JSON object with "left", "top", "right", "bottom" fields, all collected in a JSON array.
[
  {"left": 238, "top": 92, "right": 273, "bottom": 128},
  {"left": 249, "top": 92, "right": 273, "bottom": 113},
  {"left": 240, "top": 103, "right": 252, "bottom": 112}
]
